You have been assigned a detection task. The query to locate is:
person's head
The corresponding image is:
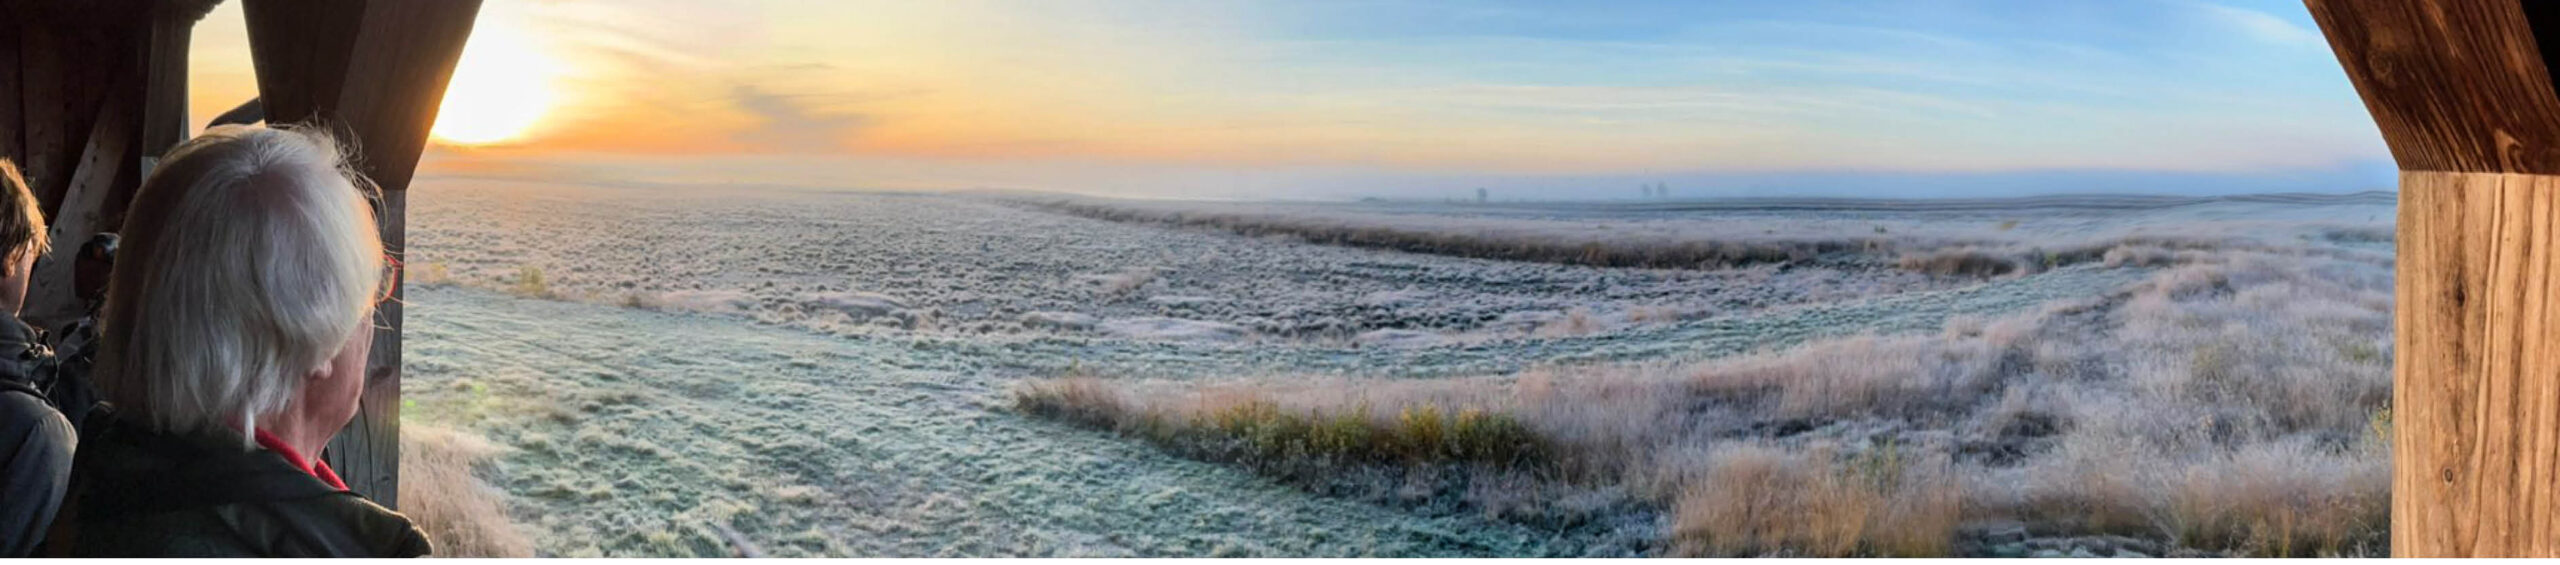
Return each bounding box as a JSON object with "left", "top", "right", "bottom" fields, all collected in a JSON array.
[
  {"left": 96, "top": 124, "right": 386, "bottom": 446},
  {"left": 0, "top": 160, "right": 53, "bottom": 316}
]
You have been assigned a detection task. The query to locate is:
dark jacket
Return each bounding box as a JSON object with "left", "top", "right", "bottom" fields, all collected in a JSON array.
[
  {"left": 55, "top": 407, "right": 431, "bottom": 557},
  {"left": 42, "top": 313, "right": 97, "bottom": 434},
  {"left": 0, "top": 317, "right": 70, "bottom": 557}
]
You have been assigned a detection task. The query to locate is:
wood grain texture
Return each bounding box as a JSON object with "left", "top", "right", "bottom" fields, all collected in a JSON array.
[
  {"left": 2307, "top": 0, "right": 2560, "bottom": 174},
  {"left": 136, "top": 7, "right": 192, "bottom": 171},
  {"left": 243, "top": 0, "right": 479, "bottom": 193},
  {"left": 2309, "top": 0, "right": 2560, "bottom": 555},
  {"left": 6, "top": 4, "right": 151, "bottom": 329},
  {"left": 24, "top": 68, "right": 137, "bottom": 329},
  {"left": 242, "top": 0, "right": 481, "bottom": 509},
  {"left": 2395, "top": 171, "right": 2560, "bottom": 557}
]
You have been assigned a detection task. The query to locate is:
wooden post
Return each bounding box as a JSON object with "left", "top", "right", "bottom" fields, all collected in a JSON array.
[
  {"left": 2306, "top": 0, "right": 2560, "bottom": 556},
  {"left": 241, "top": 0, "right": 481, "bottom": 508},
  {"left": 21, "top": 1, "right": 212, "bottom": 329},
  {"left": 0, "top": 3, "right": 21, "bottom": 169},
  {"left": 4, "top": 1, "right": 198, "bottom": 330},
  {"left": 136, "top": 4, "right": 191, "bottom": 166},
  {"left": 24, "top": 69, "right": 140, "bottom": 327}
]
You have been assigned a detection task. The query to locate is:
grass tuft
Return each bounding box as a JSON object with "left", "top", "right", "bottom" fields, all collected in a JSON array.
[
  {"left": 1013, "top": 379, "right": 1545, "bottom": 470},
  {"left": 1671, "top": 444, "right": 1959, "bottom": 557},
  {"left": 400, "top": 425, "right": 536, "bottom": 557},
  {"left": 512, "top": 264, "right": 553, "bottom": 298},
  {"left": 1013, "top": 243, "right": 2394, "bottom": 556}
]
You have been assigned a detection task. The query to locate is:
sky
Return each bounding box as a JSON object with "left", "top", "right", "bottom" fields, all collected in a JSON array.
[{"left": 185, "top": 0, "right": 2393, "bottom": 200}]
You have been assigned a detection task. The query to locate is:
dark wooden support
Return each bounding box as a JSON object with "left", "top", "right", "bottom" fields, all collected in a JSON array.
[
  {"left": 20, "top": 0, "right": 208, "bottom": 329},
  {"left": 0, "top": 3, "right": 21, "bottom": 167},
  {"left": 136, "top": 5, "right": 191, "bottom": 173},
  {"left": 23, "top": 69, "right": 139, "bottom": 327},
  {"left": 242, "top": 0, "right": 481, "bottom": 509},
  {"left": 11, "top": 18, "right": 113, "bottom": 219},
  {"left": 4, "top": 1, "right": 175, "bottom": 330},
  {"left": 2307, "top": 0, "right": 2560, "bottom": 556}
]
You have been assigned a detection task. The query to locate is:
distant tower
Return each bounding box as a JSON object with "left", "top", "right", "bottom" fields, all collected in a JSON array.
[{"left": 1477, "top": 188, "right": 1488, "bottom": 203}]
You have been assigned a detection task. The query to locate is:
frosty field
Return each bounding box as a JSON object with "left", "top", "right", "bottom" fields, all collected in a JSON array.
[{"left": 399, "top": 180, "right": 2396, "bottom": 557}]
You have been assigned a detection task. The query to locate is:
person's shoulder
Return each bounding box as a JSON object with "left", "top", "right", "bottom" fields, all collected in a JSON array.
[
  {"left": 263, "top": 492, "right": 434, "bottom": 557},
  {"left": 0, "top": 387, "right": 71, "bottom": 450},
  {"left": 62, "top": 415, "right": 426, "bottom": 557},
  {"left": 75, "top": 494, "right": 430, "bottom": 558},
  {"left": 70, "top": 507, "right": 263, "bottom": 557}
]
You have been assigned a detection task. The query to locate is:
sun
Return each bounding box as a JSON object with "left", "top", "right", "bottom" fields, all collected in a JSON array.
[{"left": 431, "top": 9, "right": 561, "bottom": 146}]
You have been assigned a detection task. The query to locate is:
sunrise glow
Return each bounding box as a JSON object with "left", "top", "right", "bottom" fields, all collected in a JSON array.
[
  {"left": 430, "top": 8, "right": 560, "bottom": 146},
  {"left": 184, "top": 0, "right": 2391, "bottom": 198}
]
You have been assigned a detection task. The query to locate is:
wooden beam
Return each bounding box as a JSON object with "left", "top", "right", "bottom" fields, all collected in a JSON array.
[
  {"left": 106, "top": 2, "right": 211, "bottom": 236},
  {"left": 6, "top": 2, "right": 155, "bottom": 330},
  {"left": 136, "top": 4, "right": 194, "bottom": 173},
  {"left": 17, "top": 1, "right": 207, "bottom": 329},
  {"left": 2307, "top": 0, "right": 2560, "bottom": 556},
  {"left": 23, "top": 68, "right": 138, "bottom": 328},
  {"left": 15, "top": 20, "right": 81, "bottom": 212},
  {"left": 244, "top": 0, "right": 477, "bottom": 193},
  {"left": 2309, "top": 0, "right": 2560, "bottom": 174},
  {"left": 2393, "top": 170, "right": 2559, "bottom": 556},
  {"left": 241, "top": 0, "right": 480, "bottom": 509},
  {"left": 0, "top": 2, "right": 22, "bottom": 167}
]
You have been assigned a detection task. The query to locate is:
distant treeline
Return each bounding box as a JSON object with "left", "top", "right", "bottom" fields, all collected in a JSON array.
[
  {"left": 1026, "top": 199, "right": 1880, "bottom": 270},
  {"left": 1386, "top": 190, "right": 2399, "bottom": 213},
  {"left": 1017, "top": 198, "right": 2374, "bottom": 277}
]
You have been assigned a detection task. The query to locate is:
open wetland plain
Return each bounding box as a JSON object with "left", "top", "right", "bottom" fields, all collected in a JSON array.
[{"left": 399, "top": 181, "right": 2395, "bottom": 557}]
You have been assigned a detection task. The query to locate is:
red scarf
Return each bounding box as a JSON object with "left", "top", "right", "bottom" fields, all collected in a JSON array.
[{"left": 253, "top": 429, "right": 349, "bottom": 491}]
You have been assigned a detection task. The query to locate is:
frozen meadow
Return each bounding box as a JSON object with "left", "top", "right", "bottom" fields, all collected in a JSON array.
[{"left": 398, "top": 180, "right": 2395, "bottom": 556}]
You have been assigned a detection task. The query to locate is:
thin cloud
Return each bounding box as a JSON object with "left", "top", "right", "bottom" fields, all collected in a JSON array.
[
  {"left": 730, "top": 84, "right": 871, "bottom": 152},
  {"left": 2192, "top": 2, "right": 2325, "bottom": 47}
]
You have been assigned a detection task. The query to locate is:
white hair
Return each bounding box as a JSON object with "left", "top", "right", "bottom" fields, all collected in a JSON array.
[{"left": 96, "top": 124, "right": 384, "bottom": 445}]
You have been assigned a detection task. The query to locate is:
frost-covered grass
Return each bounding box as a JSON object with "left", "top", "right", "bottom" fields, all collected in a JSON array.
[
  {"left": 1673, "top": 443, "right": 1960, "bottom": 557},
  {"left": 400, "top": 424, "right": 535, "bottom": 557},
  {"left": 1016, "top": 243, "right": 2394, "bottom": 557},
  {"left": 404, "top": 182, "right": 2394, "bottom": 557},
  {"left": 407, "top": 181, "right": 2005, "bottom": 342},
  {"left": 1016, "top": 193, "right": 2393, "bottom": 278},
  {"left": 402, "top": 285, "right": 1625, "bottom": 557},
  {"left": 1027, "top": 198, "right": 1882, "bottom": 270}
]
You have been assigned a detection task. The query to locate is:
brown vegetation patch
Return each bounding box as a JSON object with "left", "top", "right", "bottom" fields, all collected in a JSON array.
[
  {"left": 1672, "top": 444, "right": 1960, "bottom": 557},
  {"left": 401, "top": 425, "right": 536, "bottom": 558},
  {"left": 1013, "top": 246, "right": 2393, "bottom": 556},
  {"left": 1028, "top": 198, "right": 2318, "bottom": 281},
  {"left": 1029, "top": 199, "right": 1885, "bottom": 270}
]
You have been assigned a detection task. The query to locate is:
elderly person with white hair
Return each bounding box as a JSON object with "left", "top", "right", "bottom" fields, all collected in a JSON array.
[{"left": 50, "top": 124, "right": 429, "bottom": 557}]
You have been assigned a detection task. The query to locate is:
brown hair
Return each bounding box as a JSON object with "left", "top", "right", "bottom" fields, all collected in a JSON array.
[{"left": 0, "top": 160, "right": 49, "bottom": 276}]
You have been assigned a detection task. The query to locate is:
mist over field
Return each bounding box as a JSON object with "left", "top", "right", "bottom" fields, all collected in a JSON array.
[
  {"left": 414, "top": 153, "right": 2399, "bottom": 202},
  {"left": 394, "top": 180, "right": 2394, "bottom": 557}
]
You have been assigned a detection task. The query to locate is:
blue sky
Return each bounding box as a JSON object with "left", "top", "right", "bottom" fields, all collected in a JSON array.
[{"left": 198, "top": 0, "right": 2394, "bottom": 199}]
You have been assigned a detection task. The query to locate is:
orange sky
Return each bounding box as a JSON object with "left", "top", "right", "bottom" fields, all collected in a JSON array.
[{"left": 185, "top": 0, "right": 2391, "bottom": 198}]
